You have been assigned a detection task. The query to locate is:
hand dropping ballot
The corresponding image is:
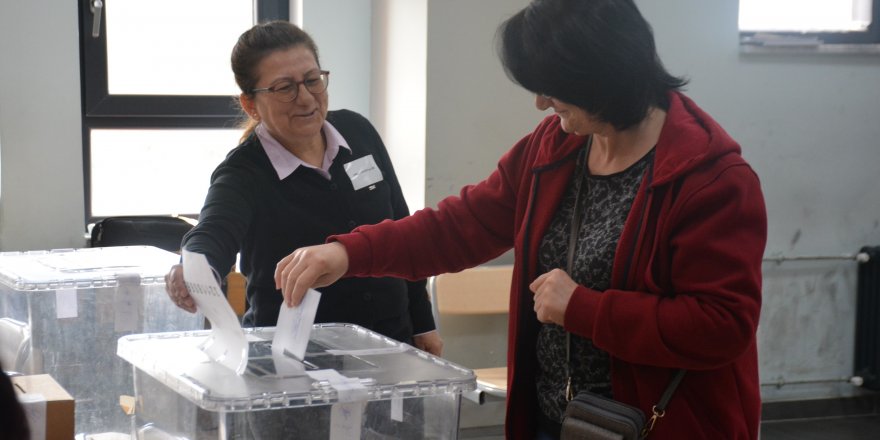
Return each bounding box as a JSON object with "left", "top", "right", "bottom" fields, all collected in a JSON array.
[
  {"left": 182, "top": 250, "right": 249, "bottom": 374},
  {"left": 273, "top": 287, "right": 321, "bottom": 361},
  {"left": 181, "top": 250, "right": 321, "bottom": 375}
]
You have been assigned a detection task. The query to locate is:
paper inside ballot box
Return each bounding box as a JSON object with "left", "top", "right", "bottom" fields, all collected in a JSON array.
[{"left": 12, "top": 374, "right": 75, "bottom": 440}]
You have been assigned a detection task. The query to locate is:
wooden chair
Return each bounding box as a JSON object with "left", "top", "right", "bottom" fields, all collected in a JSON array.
[
  {"left": 429, "top": 265, "right": 512, "bottom": 404},
  {"left": 225, "top": 271, "right": 247, "bottom": 318},
  {"left": 0, "top": 317, "right": 31, "bottom": 374}
]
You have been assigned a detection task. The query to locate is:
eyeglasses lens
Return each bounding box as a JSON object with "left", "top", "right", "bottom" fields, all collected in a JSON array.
[{"left": 273, "top": 74, "right": 329, "bottom": 102}]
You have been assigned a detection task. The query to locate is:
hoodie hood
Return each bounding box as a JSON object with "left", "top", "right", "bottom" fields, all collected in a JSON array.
[
  {"left": 530, "top": 92, "right": 742, "bottom": 187},
  {"left": 652, "top": 92, "right": 742, "bottom": 186}
]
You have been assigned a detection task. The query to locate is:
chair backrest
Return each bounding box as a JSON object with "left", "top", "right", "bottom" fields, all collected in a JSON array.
[
  {"left": 90, "top": 215, "right": 196, "bottom": 253},
  {"left": 430, "top": 265, "right": 513, "bottom": 402},
  {"left": 0, "top": 318, "right": 31, "bottom": 373},
  {"left": 430, "top": 265, "right": 513, "bottom": 318},
  {"left": 226, "top": 271, "right": 247, "bottom": 318}
]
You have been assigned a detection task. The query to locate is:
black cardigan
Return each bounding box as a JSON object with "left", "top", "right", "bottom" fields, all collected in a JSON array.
[{"left": 182, "top": 110, "right": 434, "bottom": 342}]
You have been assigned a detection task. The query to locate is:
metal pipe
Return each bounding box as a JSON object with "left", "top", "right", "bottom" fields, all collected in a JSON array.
[
  {"left": 761, "top": 376, "right": 864, "bottom": 389},
  {"left": 762, "top": 253, "right": 870, "bottom": 264}
]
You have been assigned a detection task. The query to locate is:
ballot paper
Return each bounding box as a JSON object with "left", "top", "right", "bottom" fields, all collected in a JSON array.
[
  {"left": 272, "top": 288, "right": 321, "bottom": 361},
  {"left": 182, "top": 250, "right": 248, "bottom": 375}
]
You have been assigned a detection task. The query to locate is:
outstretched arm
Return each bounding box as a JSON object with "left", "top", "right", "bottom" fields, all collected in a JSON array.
[{"left": 275, "top": 242, "right": 349, "bottom": 307}]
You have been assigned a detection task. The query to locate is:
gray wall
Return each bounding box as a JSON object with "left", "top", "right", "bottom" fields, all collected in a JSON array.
[
  {"left": 637, "top": 0, "right": 880, "bottom": 400},
  {"left": 1, "top": 0, "right": 879, "bottom": 404},
  {"left": 0, "top": 0, "right": 86, "bottom": 251},
  {"left": 639, "top": 0, "right": 880, "bottom": 257},
  {"left": 302, "top": 0, "right": 372, "bottom": 118},
  {"left": 425, "top": 0, "right": 538, "bottom": 206}
]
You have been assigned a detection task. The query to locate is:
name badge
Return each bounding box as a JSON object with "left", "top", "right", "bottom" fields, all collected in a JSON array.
[{"left": 343, "top": 155, "right": 384, "bottom": 190}]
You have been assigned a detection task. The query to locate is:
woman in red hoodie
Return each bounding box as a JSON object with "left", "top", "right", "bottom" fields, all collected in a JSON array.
[{"left": 275, "top": 0, "right": 767, "bottom": 438}]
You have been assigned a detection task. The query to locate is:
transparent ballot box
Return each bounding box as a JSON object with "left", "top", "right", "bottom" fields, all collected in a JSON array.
[
  {"left": 117, "top": 324, "right": 477, "bottom": 439},
  {"left": 0, "top": 246, "right": 204, "bottom": 436}
]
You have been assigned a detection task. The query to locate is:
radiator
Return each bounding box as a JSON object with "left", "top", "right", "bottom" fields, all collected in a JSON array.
[{"left": 855, "top": 246, "right": 880, "bottom": 390}]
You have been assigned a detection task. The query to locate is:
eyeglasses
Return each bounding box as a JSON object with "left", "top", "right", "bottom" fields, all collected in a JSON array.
[{"left": 251, "top": 70, "right": 330, "bottom": 102}]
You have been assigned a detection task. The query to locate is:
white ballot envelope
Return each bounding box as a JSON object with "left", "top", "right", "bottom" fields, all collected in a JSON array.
[
  {"left": 182, "top": 250, "right": 248, "bottom": 375},
  {"left": 272, "top": 288, "right": 321, "bottom": 361}
]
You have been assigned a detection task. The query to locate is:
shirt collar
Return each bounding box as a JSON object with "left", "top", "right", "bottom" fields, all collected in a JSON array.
[{"left": 257, "top": 120, "right": 352, "bottom": 180}]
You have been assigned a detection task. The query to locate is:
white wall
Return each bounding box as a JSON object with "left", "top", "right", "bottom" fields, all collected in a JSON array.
[
  {"left": 302, "top": 0, "right": 372, "bottom": 118},
  {"left": 639, "top": 0, "right": 880, "bottom": 401},
  {"left": 637, "top": 0, "right": 880, "bottom": 257},
  {"left": 0, "top": 0, "right": 86, "bottom": 251},
  {"left": 370, "top": 0, "right": 428, "bottom": 211},
  {"left": 424, "top": 0, "right": 539, "bottom": 208}
]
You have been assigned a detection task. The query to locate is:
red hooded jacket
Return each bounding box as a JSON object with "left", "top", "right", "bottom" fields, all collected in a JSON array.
[{"left": 334, "top": 92, "right": 767, "bottom": 439}]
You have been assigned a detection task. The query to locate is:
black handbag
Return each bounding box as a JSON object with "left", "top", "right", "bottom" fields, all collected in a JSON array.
[
  {"left": 560, "top": 370, "right": 685, "bottom": 440},
  {"left": 559, "top": 141, "right": 685, "bottom": 439}
]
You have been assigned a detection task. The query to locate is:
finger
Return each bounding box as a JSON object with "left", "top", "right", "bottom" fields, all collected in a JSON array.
[
  {"left": 534, "top": 301, "right": 549, "bottom": 323},
  {"left": 165, "top": 265, "right": 180, "bottom": 294},
  {"left": 280, "top": 259, "right": 314, "bottom": 307},
  {"left": 429, "top": 344, "right": 442, "bottom": 357},
  {"left": 289, "top": 265, "right": 322, "bottom": 307},
  {"left": 274, "top": 253, "right": 295, "bottom": 290},
  {"left": 529, "top": 272, "right": 550, "bottom": 293},
  {"left": 280, "top": 253, "right": 307, "bottom": 306},
  {"left": 180, "top": 296, "right": 196, "bottom": 313}
]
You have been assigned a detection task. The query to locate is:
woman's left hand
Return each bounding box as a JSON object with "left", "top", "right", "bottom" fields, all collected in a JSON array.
[
  {"left": 413, "top": 330, "right": 444, "bottom": 356},
  {"left": 530, "top": 268, "right": 577, "bottom": 326}
]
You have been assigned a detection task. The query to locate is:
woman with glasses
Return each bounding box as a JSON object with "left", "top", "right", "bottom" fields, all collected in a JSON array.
[
  {"left": 274, "top": 0, "right": 767, "bottom": 439},
  {"left": 165, "top": 21, "right": 442, "bottom": 357}
]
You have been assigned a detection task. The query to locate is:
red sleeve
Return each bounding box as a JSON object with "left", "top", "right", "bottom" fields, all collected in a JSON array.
[{"left": 330, "top": 126, "right": 543, "bottom": 281}]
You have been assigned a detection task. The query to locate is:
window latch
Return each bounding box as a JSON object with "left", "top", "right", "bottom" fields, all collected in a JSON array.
[{"left": 90, "top": 0, "right": 104, "bottom": 38}]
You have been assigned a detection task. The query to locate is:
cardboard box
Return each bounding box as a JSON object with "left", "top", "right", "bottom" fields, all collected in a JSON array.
[{"left": 12, "top": 374, "right": 75, "bottom": 440}]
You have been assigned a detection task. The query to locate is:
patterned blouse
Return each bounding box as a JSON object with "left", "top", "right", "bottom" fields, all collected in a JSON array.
[{"left": 536, "top": 146, "right": 655, "bottom": 423}]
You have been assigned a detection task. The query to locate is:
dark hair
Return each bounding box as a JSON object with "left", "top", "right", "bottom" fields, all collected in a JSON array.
[
  {"left": 231, "top": 21, "right": 321, "bottom": 139},
  {"left": 499, "top": 0, "right": 687, "bottom": 130},
  {"left": 0, "top": 361, "right": 30, "bottom": 440}
]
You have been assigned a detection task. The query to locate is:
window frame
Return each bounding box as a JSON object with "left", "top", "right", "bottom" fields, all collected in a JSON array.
[
  {"left": 739, "top": 0, "right": 880, "bottom": 49},
  {"left": 78, "top": 0, "right": 288, "bottom": 223}
]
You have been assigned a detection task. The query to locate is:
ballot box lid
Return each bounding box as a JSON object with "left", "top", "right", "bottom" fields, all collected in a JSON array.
[
  {"left": 0, "top": 246, "right": 178, "bottom": 291},
  {"left": 117, "top": 323, "right": 477, "bottom": 412}
]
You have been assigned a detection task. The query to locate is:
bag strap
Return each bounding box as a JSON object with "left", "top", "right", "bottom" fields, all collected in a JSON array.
[
  {"left": 656, "top": 369, "right": 686, "bottom": 411},
  {"left": 641, "top": 369, "right": 686, "bottom": 437},
  {"left": 564, "top": 140, "right": 590, "bottom": 402},
  {"left": 563, "top": 138, "right": 686, "bottom": 437}
]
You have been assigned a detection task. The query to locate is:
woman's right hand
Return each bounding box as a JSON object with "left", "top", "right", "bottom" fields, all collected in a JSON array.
[
  {"left": 164, "top": 264, "right": 198, "bottom": 313},
  {"left": 275, "top": 242, "right": 349, "bottom": 308}
]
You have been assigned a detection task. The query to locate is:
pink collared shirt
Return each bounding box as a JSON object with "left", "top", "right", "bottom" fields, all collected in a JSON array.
[{"left": 256, "top": 121, "right": 352, "bottom": 180}]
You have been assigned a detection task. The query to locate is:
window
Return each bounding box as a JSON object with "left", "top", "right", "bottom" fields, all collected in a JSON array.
[
  {"left": 79, "top": 0, "right": 288, "bottom": 221},
  {"left": 739, "top": 0, "right": 880, "bottom": 49}
]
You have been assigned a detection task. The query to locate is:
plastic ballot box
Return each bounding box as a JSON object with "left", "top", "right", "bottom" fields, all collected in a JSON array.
[
  {"left": 0, "top": 246, "right": 204, "bottom": 436},
  {"left": 117, "top": 323, "right": 477, "bottom": 439}
]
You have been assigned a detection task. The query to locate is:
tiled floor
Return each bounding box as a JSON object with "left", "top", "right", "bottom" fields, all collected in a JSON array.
[
  {"left": 761, "top": 415, "right": 880, "bottom": 440},
  {"left": 460, "top": 415, "right": 880, "bottom": 439}
]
